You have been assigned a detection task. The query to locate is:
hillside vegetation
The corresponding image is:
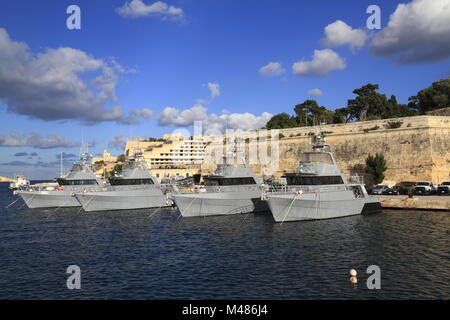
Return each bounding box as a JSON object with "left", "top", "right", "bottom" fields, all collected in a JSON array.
[{"left": 264, "top": 77, "right": 450, "bottom": 130}]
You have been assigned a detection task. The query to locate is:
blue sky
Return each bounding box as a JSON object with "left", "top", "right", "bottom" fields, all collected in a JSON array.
[{"left": 0, "top": 0, "right": 449, "bottom": 179}]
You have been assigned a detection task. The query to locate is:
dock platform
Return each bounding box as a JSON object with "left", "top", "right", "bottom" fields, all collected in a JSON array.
[{"left": 379, "top": 195, "right": 450, "bottom": 211}]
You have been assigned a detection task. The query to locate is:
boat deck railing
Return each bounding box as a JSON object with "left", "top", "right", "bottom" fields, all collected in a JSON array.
[
  {"left": 263, "top": 184, "right": 351, "bottom": 195},
  {"left": 106, "top": 185, "right": 162, "bottom": 191},
  {"left": 22, "top": 185, "right": 106, "bottom": 193},
  {"left": 172, "top": 184, "right": 261, "bottom": 194}
]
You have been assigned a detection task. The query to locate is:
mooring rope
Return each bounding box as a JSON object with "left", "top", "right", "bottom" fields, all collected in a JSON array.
[
  {"left": 4, "top": 197, "right": 21, "bottom": 209},
  {"left": 183, "top": 192, "right": 202, "bottom": 216},
  {"left": 19, "top": 193, "right": 36, "bottom": 209},
  {"left": 147, "top": 204, "right": 164, "bottom": 219},
  {"left": 77, "top": 195, "right": 95, "bottom": 213},
  {"left": 280, "top": 193, "right": 300, "bottom": 225},
  {"left": 315, "top": 189, "right": 321, "bottom": 219}
]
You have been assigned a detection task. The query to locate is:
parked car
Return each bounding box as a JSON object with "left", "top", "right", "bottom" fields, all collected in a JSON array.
[
  {"left": 437, "top": 181, "right": 450, "bottom": 195},
  {"left": 383, "top": 186, "right": 403, "bottom": 195},
  {"left": 370, "top": 185, "right": 390, "bottom": 195},
  {"left": 413, "top": 181, "right": 436, "bottom": 195},
  {"left": 395, "top": 181, "right": 416, "bottom": 195}
]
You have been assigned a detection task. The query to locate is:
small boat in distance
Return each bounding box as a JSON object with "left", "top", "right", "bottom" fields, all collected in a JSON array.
[
  {"left": 74, "top": 150, "right": 169, "bottom": 212},
  {"left": 264, "top": 131, "right": 381, "bottom": 222},
  {"left": 17, "top": 145, "right": 105, "bottom": 209},
  {"left": 9, "top": 175, "right": 30, "bottom": 190}
]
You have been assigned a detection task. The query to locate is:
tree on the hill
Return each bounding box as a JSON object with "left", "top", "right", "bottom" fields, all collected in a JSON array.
[
  {"left": 347, "top": 84, "right": 392, "bottom": 120},
  {"left": 294, "top": 100, "right": 334, "bottom": 125},
  {"left": 408, "top": 77, "right": 450, "bottom": 114},
  {"left": 264, "top": 112, "right": 298, "bottom": 129}
]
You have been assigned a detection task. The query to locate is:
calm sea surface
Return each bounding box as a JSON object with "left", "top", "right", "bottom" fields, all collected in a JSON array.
[{"left": 0, "top": 182, "right": 449, "bottom": 299}]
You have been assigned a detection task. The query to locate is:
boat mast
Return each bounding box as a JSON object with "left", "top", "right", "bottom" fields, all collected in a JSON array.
[{"left": 311, "top": 122, "right": 329, "bottom": 151}]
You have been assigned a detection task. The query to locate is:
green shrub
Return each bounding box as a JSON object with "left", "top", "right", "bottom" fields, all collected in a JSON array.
[
  {"left": 363, "top": 125, "right": 380, "bottom": 133},
  {"left": 386, "top": 121, "right": 403, "bottom": 129}
]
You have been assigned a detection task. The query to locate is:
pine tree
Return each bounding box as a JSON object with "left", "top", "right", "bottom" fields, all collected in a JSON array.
[{"left": 365, "top": 153, "right": 387, "bottom": 185}]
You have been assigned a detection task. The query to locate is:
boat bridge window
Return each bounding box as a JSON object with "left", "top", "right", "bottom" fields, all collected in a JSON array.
[
  {"left": 300, "top": 153, "right": 334, "bottom": 165},
  {"left": 57, "top": 179, "right": 98, "bottom": 185},
  {"left": 109, "top": 178, "right": 155, "bottom": 185},
  {"left": 204, "top": 177, "right": 256, "bottom": 186},
  {"left": 285, "top": 175, "right": 344, "bottom": 185}
]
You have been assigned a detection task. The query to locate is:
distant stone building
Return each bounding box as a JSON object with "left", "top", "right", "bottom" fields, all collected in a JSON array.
[
  {"left": 92, "top": 150, "right": 120, "bottom": 177},
  {"left": 92, "top": 150, "right": 118, "bottom": 164}
]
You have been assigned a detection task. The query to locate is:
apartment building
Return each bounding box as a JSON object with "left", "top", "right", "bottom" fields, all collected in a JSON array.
[{"left": 124, "top": 133, "right": 211, "bottom": 180}]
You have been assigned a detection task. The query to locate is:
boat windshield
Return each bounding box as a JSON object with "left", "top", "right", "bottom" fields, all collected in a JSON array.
[
  {"left": 300, "top": 152, "right": 334, "bottom": 165},
  {"left": 285, "top": 175, "right": 344, "bottom": 186},
  {"left": 109, "top": 178, "right": 154, "bottom": 186},
  {"left": 204, "top": 177, "right": 256, "bottom": 186},
  {"left": 57, "top": 179, "right": 98, "bottom": 185}
]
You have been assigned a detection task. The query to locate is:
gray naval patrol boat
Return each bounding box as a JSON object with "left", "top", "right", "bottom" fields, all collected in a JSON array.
[
  {"left": 75, "top": 150, "right": 169, "bottom": 212},
  {"left": 264, "top": 132, "right": 381, "bottom": 222},
  {"left": 17, "top": 147, "right": 104, "bottom": 209},
  {"left": 172, "top": 162, "right": 267, "bottom": 218}
]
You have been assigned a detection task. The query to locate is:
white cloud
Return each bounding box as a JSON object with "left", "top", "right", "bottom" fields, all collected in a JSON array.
[
  {"left": 207, "top": 82, "right": 220, "bottom": 100},
  {"left": 116, "top": 0, "right": 184, "bottom": 20},
  {"left": 202, "top": 112, "right": 273, "bottom": 135},
  {"left": 156, "top": 82, "right": 272, "bottom": 134},
  {"left": 0, "top": 28, "right": 140, "bottom": 125},
  {"left": 130, "top": 108, "right": 153, "bottom": 119},
  {"left": 157, "top": 104, "right": 208, "bottom": 126},
  {"left": 292, "top": 49, "right": 346, "bottom": 76},
  {"left": 0, "top": 132, "right": 79, "bottom": 149},
  {"left": 370, "top": 0, "right": 450, "bottom": 63},
  {"left": 196, "top": 82, "right": 221, "bottom": 104},
  {"left": 258, "top": 62, "right": 285, "bottom": 77},
  {"left": 320, "top": 20, "right": 367, "bottom": 50},
  {"left": 307, "top": 88, "right": 323, "bottom": 97},
  {"left": 156, "top": 105, "right": 272, "bottom": 135},
  {"left": 108, "top": 135, "right": 128, "bottom": 150}
]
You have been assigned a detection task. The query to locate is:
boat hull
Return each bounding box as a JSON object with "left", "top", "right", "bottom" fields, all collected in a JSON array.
[
  {"left": 75, "top": 188, "right": 169, "bottom": 212},
  {"left": 267, "top": 190, "right": 380, "bottom": 222},
  {"left": 17, "top": 190, "right": 80, "bottom": 209},
  {"left": 172, "top": 190, "right": 268, "bottom": 217}
]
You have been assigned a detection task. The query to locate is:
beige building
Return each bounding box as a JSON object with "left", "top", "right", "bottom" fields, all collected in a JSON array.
[
  {"left": 92, "top": 150, "right": 118, "bottom": 164},
  {"left": 92, "top": 150, "right": 121, "bottom": 177},
  {"left": 124, "top": 133, "right": 210, "bottom": 181}
]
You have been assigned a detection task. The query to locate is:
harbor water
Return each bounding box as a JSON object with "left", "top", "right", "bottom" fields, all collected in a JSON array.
[{"left": 0, "top": 182, "right": 449, "bottom": 299}]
